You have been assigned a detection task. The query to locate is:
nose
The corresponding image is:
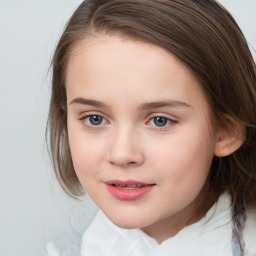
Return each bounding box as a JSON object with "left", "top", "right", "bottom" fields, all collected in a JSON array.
[{"left": 107, "top": 127, "right": 144, "bottom": 168}]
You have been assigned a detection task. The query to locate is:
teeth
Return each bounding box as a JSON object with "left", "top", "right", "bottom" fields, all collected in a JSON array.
[
  {"left": 113, "top": 184, "right": 144, "bottom": 189},
  {"left": 127, "top": 184, "right": 142, "bottom": 188}
]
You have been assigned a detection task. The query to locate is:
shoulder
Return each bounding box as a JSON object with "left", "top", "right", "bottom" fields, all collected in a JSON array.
[
  {"left": 45, "top": 198, "right": 99, "bottom": 256},
  {"left": 244, "top": 207, "right": 256, "bottom": 256},
  {"left": 45, "top": 232, "right": 82, "bottom": 256},
  {"left": 46, "top": 242, "right": 60, "bottom": 256}
]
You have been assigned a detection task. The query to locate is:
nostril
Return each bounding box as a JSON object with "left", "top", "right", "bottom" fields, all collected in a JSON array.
[
  {"left": 109, "top": 160, "right": 138, "bottom": 167},
  {"left": 127, "top": 161, "right": 137, "bottom": 166}
]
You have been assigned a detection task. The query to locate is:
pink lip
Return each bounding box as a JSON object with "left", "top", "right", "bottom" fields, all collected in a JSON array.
[{"left": 105, "top": 180, "right": 155, "bottom": 201}]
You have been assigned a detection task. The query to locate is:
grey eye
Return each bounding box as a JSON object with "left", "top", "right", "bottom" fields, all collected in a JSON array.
[
  {"left": 148, "top": 116, "right": 176, "bottom": 128},
  {"left": 87, "top": 115, "right": 104, "bottom": 125},
  {"left": 153, "top": 116, "right": 168, "bottom": 127}
]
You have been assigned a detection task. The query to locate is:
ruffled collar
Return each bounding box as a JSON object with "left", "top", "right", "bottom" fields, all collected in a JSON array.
[{"left": 81, "top": 192, "right": 232, "bottom": 256}]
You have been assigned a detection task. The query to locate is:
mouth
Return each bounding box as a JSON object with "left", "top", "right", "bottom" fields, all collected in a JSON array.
[
  {"left": 111, "top": 184, "right": 148, "bottom": 189},
  {"left": 105, "top": 180, "right": 155, "bottom": 200},
  {"left": 105, "top": 180, "right": 155, "bottom": 188}
]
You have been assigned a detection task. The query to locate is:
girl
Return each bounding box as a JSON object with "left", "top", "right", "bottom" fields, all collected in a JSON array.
[{"left": 46, "top": 0, "right": 256, "bottom": 255}]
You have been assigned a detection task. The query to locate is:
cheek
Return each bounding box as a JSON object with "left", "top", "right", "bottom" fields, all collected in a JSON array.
[
  {"left": 150, "top": 133, "right": 214, "bottom": 212},
  {"left": 147, "top": 127, "right": 215, "bottom": 186},
  {"left": 67, "top": 122, "right": 103, "bottom": 181}
]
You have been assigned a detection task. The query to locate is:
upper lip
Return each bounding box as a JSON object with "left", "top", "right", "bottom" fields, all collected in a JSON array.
[{"left": 105, "top": 180, "right": 155, "bottom": 186}]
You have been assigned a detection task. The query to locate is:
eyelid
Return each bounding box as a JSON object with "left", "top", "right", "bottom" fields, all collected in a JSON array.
[
  {"left": 79, "top": 112, "right": 110, "bottom": 128},
  {"left": 146, "top": 113, "right": 178, "bottom": 128},
  {"left": 79, "top": 110, "right": 108, "bottom": 119}
]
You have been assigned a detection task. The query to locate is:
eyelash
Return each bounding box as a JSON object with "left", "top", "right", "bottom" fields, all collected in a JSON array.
[
  {"left": 79, "top": 113, "right": 178, "bottom": 130},
  {"left": 79, "top": 114, "right": 108, "bottom": 129},
  {"left": 147, "top": 115, "right": 178, "bottom": 129}
]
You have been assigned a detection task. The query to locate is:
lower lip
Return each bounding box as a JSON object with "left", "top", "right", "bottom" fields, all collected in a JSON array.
[{"left": 106, "top": 184, "right": 154, "bottom": 201}]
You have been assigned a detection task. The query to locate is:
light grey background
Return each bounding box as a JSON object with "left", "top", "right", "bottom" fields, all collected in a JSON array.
[{"left": 0, "top": 1, "right": 255, "bottom": 255}]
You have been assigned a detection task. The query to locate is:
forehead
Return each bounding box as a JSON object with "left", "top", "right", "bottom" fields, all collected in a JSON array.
[{"left": 66, "top": 34, "right": 209, "bottom": 111}]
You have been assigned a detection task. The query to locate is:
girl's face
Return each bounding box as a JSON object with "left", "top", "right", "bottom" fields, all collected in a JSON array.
[{"left": 66, "top": 34, "right": 218, "bottom": 242}]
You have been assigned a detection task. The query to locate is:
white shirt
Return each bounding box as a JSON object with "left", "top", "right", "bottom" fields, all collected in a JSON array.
[{"left": 47, "top": 192, "right": 256, "bottom": 256}]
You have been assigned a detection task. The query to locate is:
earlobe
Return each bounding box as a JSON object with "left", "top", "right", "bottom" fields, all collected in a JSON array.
[{"left": 214, "top": 119, "right": 245, "bottom": 157}]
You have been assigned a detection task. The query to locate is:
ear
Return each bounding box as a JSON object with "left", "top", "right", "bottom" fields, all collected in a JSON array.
[{"left": 214, "top": 117, "right": 245, "bottom": 157}]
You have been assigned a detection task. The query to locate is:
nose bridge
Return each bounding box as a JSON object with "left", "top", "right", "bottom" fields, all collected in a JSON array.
[{"left": 108, "top": 123, "right": 144, "bottom": 167}]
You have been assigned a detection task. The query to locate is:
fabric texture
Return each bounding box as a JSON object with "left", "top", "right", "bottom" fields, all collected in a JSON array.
[{"left": 46, "top": 192, "right": 256, "bottom": 256}]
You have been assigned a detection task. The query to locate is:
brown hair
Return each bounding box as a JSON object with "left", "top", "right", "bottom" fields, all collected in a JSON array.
[{"left": 47, "top": 0, "right": 256, "bottom": 246}]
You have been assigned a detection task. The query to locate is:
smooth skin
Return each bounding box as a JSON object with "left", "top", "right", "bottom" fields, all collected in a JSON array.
[{"left": 66, "top": 34, "right": 243, "bottom": 243}]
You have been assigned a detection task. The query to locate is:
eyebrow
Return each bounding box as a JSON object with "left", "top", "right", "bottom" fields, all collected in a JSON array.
[
  {"left": 138, "top": 100, "right": 191, "bottom": 110},
  {"left": 69, "top": 97, "right": 191, "bottom": 109},
  {"left": 69, "top": 97, "right": 107, "bottom": 108}
]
